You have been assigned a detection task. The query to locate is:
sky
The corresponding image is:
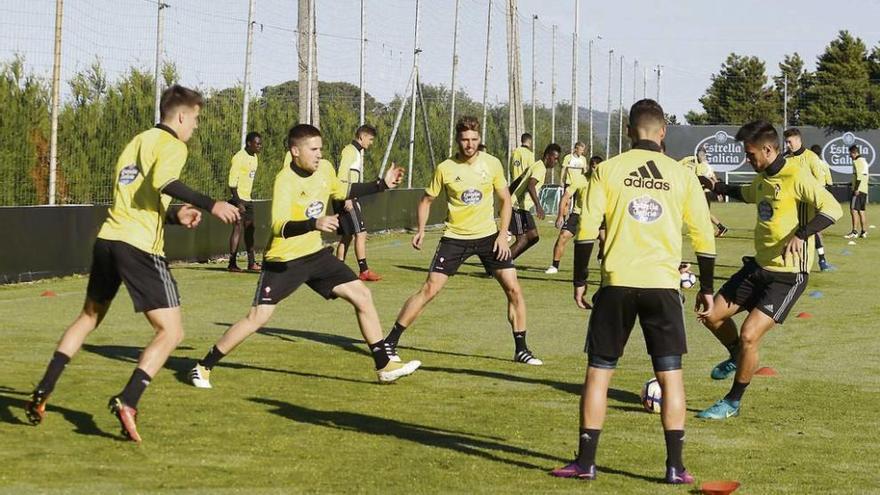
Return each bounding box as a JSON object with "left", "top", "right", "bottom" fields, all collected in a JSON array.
[{"left": 3, "top": 0, "right": 880, "bottom": 120}]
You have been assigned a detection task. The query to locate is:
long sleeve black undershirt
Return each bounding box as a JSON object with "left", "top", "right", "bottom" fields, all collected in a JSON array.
[
  {"left": 281, "top": 218, "right": 318, "bottom": 238},
  {"left": 165, "top": 205, "right": 182, "bottom": 225},
  {"left": 712, "top": 181, "right": 744, "bottom": 202},
  {"left": 795, "top": 213, "right": 835, "bottom": 240},
  {"left": 696, "top": 255, "right": 715, "bottom": 295},
  {"left": 162, "top": 180, "right": 216, "bottom": 211},
  {"left": 347, "top": 178, "right": 388, "bottom": 199},
  {"left": 573, "top": 242, "right": 595, "bottom": 287}
]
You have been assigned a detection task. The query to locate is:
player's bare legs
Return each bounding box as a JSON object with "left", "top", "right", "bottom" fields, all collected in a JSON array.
[
  {"left": 139, "top": 307, "right": 185, "bottom": 377},
  {"left": 394, "top": 272, "right": 450, "bottom": 327},
  {"left": 494, "top": 268, "right": 526, "bottom": 331},
  {"left": 55, "top": 298, "right": 111, "bottom": 358}
]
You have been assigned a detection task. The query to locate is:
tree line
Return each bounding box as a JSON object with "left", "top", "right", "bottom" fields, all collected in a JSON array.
[
  {"left": 685, "top": 30, "right": 880, "bottom": 130},
  {"left": 0, "top": 55, "right": 619, "bottom": 206}
]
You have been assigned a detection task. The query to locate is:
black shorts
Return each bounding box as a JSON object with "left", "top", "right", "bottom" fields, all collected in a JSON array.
[
  {"left": 510, "top": 209, "right": 536, "bottom": 236},
  {"left": 562, "top": 213, "right": 580, "bottom": 235},
  {"left": 429, "top": 234, "right": 515, "bottom": 276},
  {"left": 86, "top": 239, "right": 180, "bottom": 313},
  {"left": 253, "top": 248, "right": 358, "bottom": 304},
  {"left": 586, "top": 286, "right": 686, "bottom": 358},
  {"left": 705, "top": 191, "right": 715, "bottom": 209},
  {"left": 229, "top": 200, "right": 256, "bottom": 223},
  {"left": 718, "top": 257, "right": 807, "bottom": 324},
  {"left": 851, "top": 192, "right": 867, "bottom": 211},
  {"left": 333, "top": 199, "right": 366, "bottom": 236}
]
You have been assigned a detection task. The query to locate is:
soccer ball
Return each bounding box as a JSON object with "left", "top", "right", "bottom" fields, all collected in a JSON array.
[
  {"left": 640, "top": 378, "right": 662, "bottom": 413},
  {"left": 680, "top": 271, "right": 697, "bottom": 289}
]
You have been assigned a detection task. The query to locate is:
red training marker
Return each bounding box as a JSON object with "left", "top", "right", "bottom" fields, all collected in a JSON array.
[
  {"left": 796, "top": 312, "right": 812, "bottom": 319},
  {"left": 701, "top": 480, "right": 741, "bottom": 495},
  {"left": 755, "top": 366, "right": 778, "bottom": 376},
  {"left": 40, "top": 290, "right": 57, "bottom": 297}
]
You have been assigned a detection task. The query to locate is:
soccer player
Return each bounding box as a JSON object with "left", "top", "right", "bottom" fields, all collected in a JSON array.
[
  {"left": 227, "top": 131, "right": 263, "bottom": 272},
  {"left": 809, "top": 145, "right": 833, "bottom": 189},
  {"left": 24, "top": 85, "right": 241, "bottom": 442},
  {"left": 845, "top": 145, "right": 869, "bottom": 239},
  {"left": 545, "top": 155, "right": 600, "bottom": 274},
  {"left": 680, "top": 148, "right": 728, "bottom": 237},
  {"left": 334, "top": 125, "right": 383, "bottom": 281},
  {"left": 510, "top": 133, "right": 535, "bottom": 180},
  {"left": 382, "top": 116, "right": 543, "bottom": 366},
  {"left": 784, "top": 128, "right": 831, "bottom": 270},
  {"left": 189, "top": 124, "right": 420, "bottom": 388},
  {"left": 508, "top": 143, "right": 561, "bottom": 259},
  {"left": 551, "top": 99, "right": 716, "bottom": 484},
  {"left": 697, "top": 121, "right": 842, "bottom": 420}
]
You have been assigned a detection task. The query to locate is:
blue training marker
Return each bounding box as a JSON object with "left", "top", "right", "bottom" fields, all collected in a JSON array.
[{"left": 809, "top": 291, "right": 823, "bottom": 299}]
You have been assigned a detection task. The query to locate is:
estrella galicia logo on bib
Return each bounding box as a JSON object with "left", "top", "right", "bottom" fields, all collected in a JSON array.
[
  {"left": 461, "top": 188, "right": 483, "bottom": 205},
  {"left": 305, "top": 201, "right": 324, "bottom": 218},
  {"left": 821, "top": 132, "right": 875, "bottom": 174},
  {"left": 118, "top": 164, "right": 139, "bottom": 185},
  {"left": 627, "top": 196, "right": 663, "bottom": 223},
  {"left": 694, "top": 130, "right": 747, "bottom": 173},
  {"left": 758, "top": 200, "right": 773, "bottom": 221}
]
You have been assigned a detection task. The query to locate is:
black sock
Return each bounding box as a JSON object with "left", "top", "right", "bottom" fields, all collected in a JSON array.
[
  {"left": 552, "top": 259, "right": 560, "bottom": 269},
  {"left": 228, "top": 257, "right": 238, "bottom": 267},
  {"left": 724, "top": 339, "right": 739, "bottom": 360},
  {"left": 725, "top": 380, "right": 749, "bottom": 402},
  {"left": 37, "top": 351, "right": 71, "bottom": 394},
  {"left": 119, "top": 368, "right": 152, "bottom": 409},
  {"left": 386, "top": 322, "right": 406, "bottom": 346},
  {"left": 357, "top": 258, "right": 369, "bottom": 273},
  {"left": 247, "top": 251, "right": 256, "bottom": 266},
  {"left": 718, "top": 223, "right": 727, "bottom": 230},
  {"left": 199, "top": 346, "right": 226, "bottom": 370},
  {"left": 513, "top": 331, "right": 528, "bottom": 353},
  {"left": 664, "top": 430, "right": 685, "bottom": 470},
  {"left": 576, "top": 428, "right": 601, "bottom": 467},
  {"left": 369, "top": 339, "right": 390, "bottom": 369}
]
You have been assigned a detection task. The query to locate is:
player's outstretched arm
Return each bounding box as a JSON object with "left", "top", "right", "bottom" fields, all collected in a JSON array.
[
  {"left": 784, "top": 175, "right": 843, "bottom": 263},
  {"left": 493, "top": 186, "right": 513, "bottom": 260},
  {"left": 161, "top": 180, "right": 240, "bottom": 224},
  {"left": 526, "top": 178, "right": 545, "bottom": 220},
  {"left": 346, "top": 163, "right": 405, "bottom": 199},
  {"left": 572, "top": 241, "right": 595, "bottom": 310},
  {"left": 165, "top": 204, "right": 202, "bottom": 229}
]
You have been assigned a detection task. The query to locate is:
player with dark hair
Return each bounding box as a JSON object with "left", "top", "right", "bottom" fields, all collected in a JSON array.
[
  {"left": 508, "top": 142, "right": 561, "bottom": 259},
  {"left": 552, "top": 99, "right": 716, "bottom": 484},
  {"left": 784, "top": 128, "right": 832, "bottom": 270},
  {"left": 383, "top": 116, "right": 543, "bottom": 366},
  {"left": 334, "top": 124, "right": 384, "bottom": 281},
  {"left": 697, "top": 121, "right": 841, "bottom": 420},
  {"left": 189, "top": 124, "right": 420, "bottom": 387},
  {"left": 845, "top": 144, "right": 869, "bottom": 239},
  {"left": 25, "top": 85, "right": 241, "bottom": 442},
  {"left": 545, "top": 154, "right": 602, "bottom": 274},
  {"left": 510, "top": 133, "right": 534, "bottom": 179},
  {"left": 227, "top": 131, "right": 263, "bottom": 272}
]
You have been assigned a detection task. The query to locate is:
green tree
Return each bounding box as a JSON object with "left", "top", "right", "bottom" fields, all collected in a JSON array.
[
  {"left": 692, "top": 53, "right": 780, "bottom": 125},
  {"left": 773, "top": 53, "right": 812, "bottom": 126}
]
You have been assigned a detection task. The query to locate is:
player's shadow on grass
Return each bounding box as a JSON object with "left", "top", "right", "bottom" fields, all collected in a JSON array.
[
  {"left": 81, "top": 343, "right": 375, "bottom": 386},
  {"left": 0, "top": 388, "right": 117, "bottom": 439},
  {"left": 420, "top": 366, "right": 641, "bottom": 405},
  {"left": 249, "top": 398, "right": 566, "bottom": 470}
]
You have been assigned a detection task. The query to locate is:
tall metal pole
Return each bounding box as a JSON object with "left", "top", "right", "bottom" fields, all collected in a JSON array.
[
  {"left": 570, "top": 0, "right": 579, "bottom": 150},
  {"left": 448, "top": 0, "right": 460, "bottom": 156},
  {"left": 783, "top": 74, "right": 789, "bottom": 128},
  {"left": 632, "top": 59, "right": 638, "bottom": 102},
  {"left": 550, "top": 24, "right": 556, "bottom": 144},
  {"left": 605, "top": 49, "right": 613, "bottom": 158},
  {"left": 407, "top": 0, "right": 421, "bottom": 188},
  {"left": 481, "top": 0, "right": 492, "bottom": 142},
  {"left": 306, "top": 0, "right": 315, "bottom": 123},
  {"left": 240, "top": 0, "right": 256, "bottom": 148},
  {"left": 617, "top": 54, "right": 624, "bottom": 155},
  {"left": 655, "top": 64, "right": 662, "bottom": 101},
  {"left": 48, "top": 0, "right": 63, "bottom": 205},
  {"left": 642, "top": 66, "right": 647, "bottom": 98},
  {"left": 359, "top": 0, "right": 365, "bottom": 125},
  {"left": 588, "top": 38, "right": 593, "bottom": 156},
  {"left": 531, "top": 14, "right": 537, "bottom": 141},
  {"left": 153, "top": 0, "right": 167, "bottom": 124}
]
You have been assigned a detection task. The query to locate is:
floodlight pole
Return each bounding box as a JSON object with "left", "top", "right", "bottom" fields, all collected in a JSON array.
[
  {"left": 153, "top": 0, "right": 167, "bottom": 125},
  {"left": 447, "top": 0, "right": 460, "bottom": 156},
  {"left": 642, "top": 65, "right": 647, "bottom": 98},
  {"left": 783, "top": 74, "right": 789, "bottom": 128},
  {"left": 406, "top": 0, "right": 421, "bottom": 188},
  {"left": 359, "top": 0, "right": 365, "bottom": 125},
  {"left": 531, "top": 14, "right": 537, "bottom": 140},
  {"left": 550, "top": 24, "right": 557, "bottom": 144},
  {"left": 481, "top": 0, "right": 493, "bottom": 143},
  {"left": 49, "top": 0, "right": 63, "bottom": 205},
  {"left": 588, "top": 38, "right": 593, "bottom": 157},
  {"left": 632, "top": 59, "right": 638, "bottom": 102},
  {"left": 605, "top": 48, "right": 613, "bottom": 159},
  {"left": 306, "top": 0, "right": 315, "bottom": 123},
  {"left": 240, "top": 0, "right": 256, "bottom": 148},
  {"left": 655, "top": 64, "right": 662, "bottom": 101},
  {"left": 617, "top": 55, "right": 624, "bottom": 155},
  {"left": 570, "top": 0, "right": 579, "bottom": 151}
]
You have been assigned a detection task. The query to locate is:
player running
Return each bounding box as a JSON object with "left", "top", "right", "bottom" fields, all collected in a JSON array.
[
  {"left": 845, "top": 145, "right": 870, "bottom": 239},
  {"left": 383, "top": 116, "right": 543, "bottom": 366},
  {"left": 697, "top": 121, "right": 841, "bottom": 420},
  {"left": 545, "top": 155, "right": 602, "bottom": 274},
  {"left": 189, "top": 124, "right": 420, "bottom": 388},
  {"left": 551, "top": 99, "right": 716, "bottom": 484},
  {"left": 227, "top": 131, "right": 263, "bottom": 272},
  {"left": 508, "top": 143, "right": 561, "bottom": 259},
  {"left": 25, "top": 85, "right": 241, "bottom": 442},
  {"left": 784, "top": 128, "right": 832, "bottom": 270}
]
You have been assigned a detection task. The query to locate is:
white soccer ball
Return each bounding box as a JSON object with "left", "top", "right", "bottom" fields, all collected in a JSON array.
[
  {"left": 640, "top": 378, "right": 662, "bottom": 414},
  {"left": 680, "top": 271, "right": 697, "bottom": 289}
]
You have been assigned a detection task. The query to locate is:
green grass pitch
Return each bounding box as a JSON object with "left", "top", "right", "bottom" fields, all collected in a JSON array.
[{"left": 1, "top": 203, "right": 878, "bottom": 494}]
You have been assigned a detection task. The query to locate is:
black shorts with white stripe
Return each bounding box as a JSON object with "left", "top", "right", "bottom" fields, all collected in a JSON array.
[
  {"left": 718, "top": 257, "right": 808, "bottom": 324},
  {"left": 86, "top": 239, "right": 180, "bottom": 313},
  {"left": 333, "top": 199, "right": 366, "bottom": 236},
  {"left": 510, "top": 208, "right": 536, "bottom": 236},
  {"left": 851, "top": 192, "right": 867, "bottom": 211}
]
